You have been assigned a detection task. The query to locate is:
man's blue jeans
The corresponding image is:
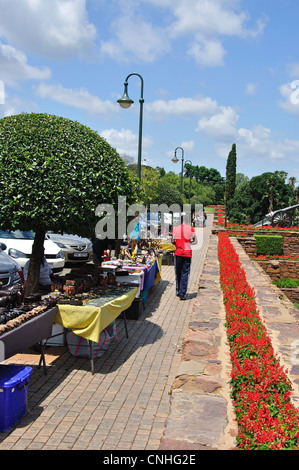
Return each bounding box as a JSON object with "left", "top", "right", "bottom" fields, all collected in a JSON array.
[{"left": 174, "top": 255, "right": 191, "bottom": 298}]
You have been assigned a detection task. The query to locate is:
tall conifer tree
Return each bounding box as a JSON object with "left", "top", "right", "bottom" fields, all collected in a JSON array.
[{"left": 225, "top": 143, "right": 237, "bottom": 215}]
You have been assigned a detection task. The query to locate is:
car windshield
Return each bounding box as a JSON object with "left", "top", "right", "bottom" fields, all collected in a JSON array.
[{"left": 0, "top": 230, "right": 35, "bottom": 240}]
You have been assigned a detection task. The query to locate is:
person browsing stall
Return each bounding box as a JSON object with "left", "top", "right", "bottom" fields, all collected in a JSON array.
[
  {"left": 171, "top": 214, "right": 197, "bottom": 300},
  {"left": 23, "top": 248, "right": 55, "bottom": 293}
]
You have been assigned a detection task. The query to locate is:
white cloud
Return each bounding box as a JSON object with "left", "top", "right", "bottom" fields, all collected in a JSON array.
[
  {"left": 99, "top": 0, "right": 266, "bottom": 66},
  {"left": 187, "top": 39, "right": 226, "bottom": 67},
  {"left": 235, "top": 125, "right": 299, "bottom": 167},
  {"left": 245, "top": 83, "right": 258, "bottom": 95},
  {"left": 101, "top": 127, "right": 153, "bottom": 158},
  {"left": 180, "top": 141, "right": 195, "bottom": 153},
  {"left": 0, "top": 90, "right": 40, "bottom": 118},
  {"left": 196, "top": 106, "right": 239, "bottom": 139},
  {"left": 0, "top": 80, "right": 5, "bottom": 104},
  {"left": 0, "top": 0, "right": 97, "bottom": 60},
  {"left": 194, "top": 103, "right": 299, "bottom": 172},
  {"left": 279, "top": 81, "right": 299, "bottom": 114},
  {"left": 0, "top": 0, "right": 267, "bottom": 69},
  {"left": 171, "top": 0, "right": 266, "bottom": 67},
  {"left": 168, "top": 0, "right": 250, "bottom": 38},
  {"left": 35, "top": 82, "right": 118, "bottom": 117},
  {"left": 100, "top": 14, "right": 171, "bottom": 63},
  {"left": 147, "top": 96, "right": 218, "bottom": 120},
  {"left": 0, "top": 42, "right": 51, "bottom": 87},
  {"left": 287, "top": 62, "right": 299, "bottom": 78}
]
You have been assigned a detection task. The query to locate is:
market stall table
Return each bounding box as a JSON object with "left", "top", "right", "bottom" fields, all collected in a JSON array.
[
  {"left": 143, "top": 258, "right": 161, "bottom": 290},
  {"left": 101, "top": 257, "right": 162, "bottom": 316},
  {"left": 54, "top": 286, "right": 138, "bottom": 373},
  {"left": 0, "top": 307, "right": 58, "bottom": 374},
  {"left": 151, "top": 240, "right": 175, "bottom": 265}
]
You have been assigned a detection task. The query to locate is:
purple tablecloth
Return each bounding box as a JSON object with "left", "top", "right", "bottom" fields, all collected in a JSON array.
[{"left": 121, "top": 262, "right": 159, "bottom": 292}]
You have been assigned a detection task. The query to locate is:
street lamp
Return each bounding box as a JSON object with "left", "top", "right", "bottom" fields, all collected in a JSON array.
[
  {"left": 118, "top": 73, "right": 144, "bottom": 179},
  {"left": 185, "top": 160, "right": 193, "bottom": 205},
  {"left": 172, "top": 147, "right": 184, "bottom": 193}
]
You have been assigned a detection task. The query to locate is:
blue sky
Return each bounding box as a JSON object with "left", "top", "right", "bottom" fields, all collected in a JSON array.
[{"left": 0, "top": 0, "right": 298, "bottom": 183}]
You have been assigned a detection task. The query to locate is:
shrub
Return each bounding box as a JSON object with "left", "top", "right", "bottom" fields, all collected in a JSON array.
[
  {"left": 273, "top": 279, "right": 299, "bottom": 289},
  {"left": 254, "top": 235, "right": 283, "bottom": 256}
]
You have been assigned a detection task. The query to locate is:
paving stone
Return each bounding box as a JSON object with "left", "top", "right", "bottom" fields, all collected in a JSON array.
[
  {"left": 171, "top": 375, "right": 222, "bottom": 393},
  {"left": 182, "top": 340, "right": 219, "bottom": 361},
  {"left": 160, "top": 392, "right": 230, "bottom": 449}
]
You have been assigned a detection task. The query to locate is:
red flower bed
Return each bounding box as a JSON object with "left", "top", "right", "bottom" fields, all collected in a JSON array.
[
  {"left": 218, "top": 231, "right": 299, "bottom": 450},
  {"left": 227, "top": 222, "right": 299, "bottom": 232},
  {"left": 228, "top": 231, "right": 249, "bottom": 238},
  {"left": 251, "top": 254, "right": 299, "bottom": 261},
  {"left": 216, "top": 205, "right": 225, "bottom": 225}
]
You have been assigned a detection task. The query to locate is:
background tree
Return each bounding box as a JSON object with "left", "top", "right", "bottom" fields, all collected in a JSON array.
[
  {"left": 227, "top": 171, "right": 296, "bottom": 224},
  {"left": 226, "top": 180, "right": 254, "bottom": 224},
  {"left": 140, "top": 165, "right": 160, "bottom": 207},
  {"left": 288, "top": 176, "right": 297, "bottom": 189},
  {"left": 0, "top": 113, "right": 139, "bottom": 295},
  {"left": 120, "top": 152, "right": 135, "bottom": 166},
  {"left": 160, "top": 170, "right": 180, "bottom": 189},
  {"left": 151, "top": 181, "right": 183, "bottom": 207},
  {"left": 262, "top": 174, "right": 281, "bottom": 212}
]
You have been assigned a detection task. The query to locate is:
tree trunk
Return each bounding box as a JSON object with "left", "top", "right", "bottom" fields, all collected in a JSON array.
[{"left": 24, "top": 227, "right": 46, "bottom": 297}]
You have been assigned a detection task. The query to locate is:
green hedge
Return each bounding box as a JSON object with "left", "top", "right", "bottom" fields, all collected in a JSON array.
[{"left": 254, "top": 235, "right": 283, "bottom": 256}]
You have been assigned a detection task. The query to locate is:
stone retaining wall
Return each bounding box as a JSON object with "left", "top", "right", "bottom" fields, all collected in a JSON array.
[
  {"left": 256, "top": 260, "right": 299, "bottom": 280},
  {"left": 280, "top": 288, "right": 299, "bottom": 303},
  {"left": 235, "top": 230, "right": 299, "bottom": 257},
  {"left": 236, "top": 237, "right": 257, "bottom": 257},
  {"left": 235, "top": 232, "right": 299, "bottom": 305}
]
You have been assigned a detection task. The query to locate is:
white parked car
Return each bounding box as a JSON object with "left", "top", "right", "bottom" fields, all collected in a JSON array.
[
  {"left": 0, "top": 230, "right": 65, "bottom": 272},
  {"left": 46, "top": 232, "right": 93, "bottom": 264}
]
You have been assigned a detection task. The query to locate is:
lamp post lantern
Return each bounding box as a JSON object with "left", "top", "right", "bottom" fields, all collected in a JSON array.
[
  {"left": 118, "top": 73, "right": 144, "bottom": 179},
  {"left": 172, "top": 146, "right": 184, "bottom": 193}
]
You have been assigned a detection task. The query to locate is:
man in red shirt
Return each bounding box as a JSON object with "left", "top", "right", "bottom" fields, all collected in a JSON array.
[{"left": 171, "top": 215, "right": 197, "bottom": 300}]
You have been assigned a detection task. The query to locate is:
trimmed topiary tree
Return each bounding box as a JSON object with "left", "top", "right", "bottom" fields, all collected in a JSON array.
[{"left": 0, "top": 113, "right": 139, "bottom": 295}]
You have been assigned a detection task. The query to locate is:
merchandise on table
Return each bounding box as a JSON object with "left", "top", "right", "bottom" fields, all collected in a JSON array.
[
  {"left": 61, "top": 285, "right": 136, "bottom": 306},
  {"left": 0, "top": 293, "right": 57, "bottom": 337}
]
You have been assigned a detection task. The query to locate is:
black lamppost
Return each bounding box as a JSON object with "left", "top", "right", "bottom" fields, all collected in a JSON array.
[
  {"left": 172, "top": 147, "right": 184, "bottom": 193},
  {"left": 117, "top": 73, "right": 144, "bottom": 179}
]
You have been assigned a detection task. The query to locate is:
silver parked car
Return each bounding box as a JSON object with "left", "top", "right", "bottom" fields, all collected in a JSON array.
[
  {"left": 46, "top": 233, "right": 93, "bottom": 264},
  {"left": 0, "top": 243, "right": 23, "bottom": 291}
]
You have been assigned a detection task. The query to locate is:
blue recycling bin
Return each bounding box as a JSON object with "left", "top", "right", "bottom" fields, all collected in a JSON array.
[{"left": 0, "top": 364, "right": 33, "bottom": 432}]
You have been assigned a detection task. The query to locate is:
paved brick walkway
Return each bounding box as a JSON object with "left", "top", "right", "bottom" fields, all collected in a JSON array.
[{"left": 0, "top": 216, "right": 213, "bottom": 450}]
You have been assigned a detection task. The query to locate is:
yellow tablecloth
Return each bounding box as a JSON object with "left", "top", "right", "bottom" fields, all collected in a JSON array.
[
  {"left": 54, "top": 287, "right": 138, "bottom": 343},
  {"left": 150, "top": 240, "right": 175, "bottom": 252},
  {"left": 160, "top": 242, "right": 176, "bottom": 252},
  {"left": 155, "top": 256, "right": 162, "bottom": 284}
]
